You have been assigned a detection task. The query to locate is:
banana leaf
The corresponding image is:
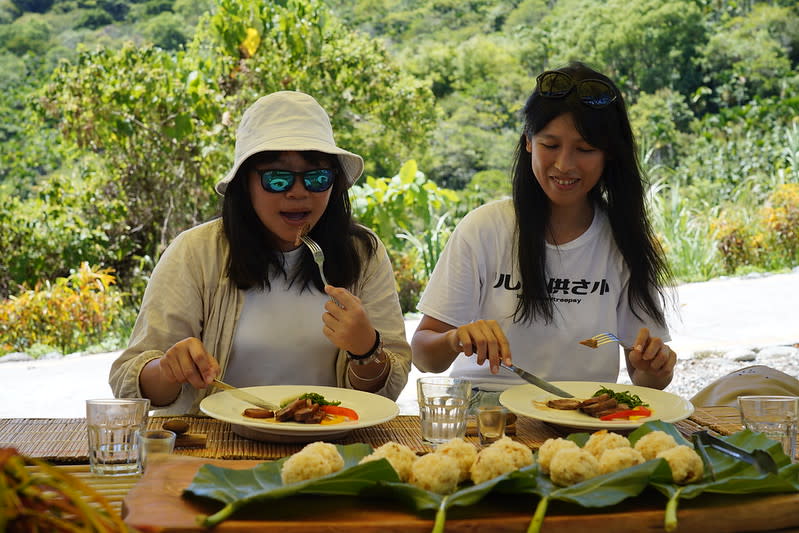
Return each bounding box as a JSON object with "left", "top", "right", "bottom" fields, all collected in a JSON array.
[
  {"left": 525, "top": 426, "right": 673, "bottom": 533},
  {"left": 373, "top": 464, "right": 539, "bottom": 533},
  {"left": 183, "top": 443, "right": 400, "bottom": 527},
  {"left": 632, "top": 422, "right": 799, "bottom": 532}
]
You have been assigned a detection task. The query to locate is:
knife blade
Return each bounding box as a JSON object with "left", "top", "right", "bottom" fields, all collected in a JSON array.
[
  {"left": 212, "top": 379, "right": 279, "bottom": 411},
  {"left": 499, "top": 363, "right": 574, "bottom": 397}
]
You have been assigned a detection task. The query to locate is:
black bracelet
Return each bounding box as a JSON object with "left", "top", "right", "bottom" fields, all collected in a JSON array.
[{"left": 347, "top": 330, "right": 380, "bottom": 361}]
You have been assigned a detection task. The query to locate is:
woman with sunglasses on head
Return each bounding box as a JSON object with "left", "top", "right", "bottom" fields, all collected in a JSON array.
[
  {"left": 412, "top": 62, "right": 677, "bottom": 407},
  {"left": 110, "top": 91, "right": 411, "bottom": 414}
]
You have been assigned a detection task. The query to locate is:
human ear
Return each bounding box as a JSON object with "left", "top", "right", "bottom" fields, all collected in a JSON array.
[{"left": 525, "top": 135, "right": 532, "bottom": 153}]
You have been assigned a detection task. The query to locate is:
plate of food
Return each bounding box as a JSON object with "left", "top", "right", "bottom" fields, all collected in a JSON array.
[
  {"left": 499, "top": 381, "right": 694, "bottom": 431},
  {"left": 200, "top": 385, "right": 399, "bottom": 442}
]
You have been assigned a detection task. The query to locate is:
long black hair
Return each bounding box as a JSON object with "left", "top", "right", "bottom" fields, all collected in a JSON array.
[
  {"left": 511, "top": 61, "right": 673, "bottom": 325},
  {"left": 222, "top": 150, "right": 377, "bottom": 291}
]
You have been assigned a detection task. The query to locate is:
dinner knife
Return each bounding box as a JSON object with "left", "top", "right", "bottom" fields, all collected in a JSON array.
[
  {"left": 499, "top": 363, "right": 574, "bottom": 398},
  {"left": 212, "top": 379, "right": 280, "bottom": 411}
]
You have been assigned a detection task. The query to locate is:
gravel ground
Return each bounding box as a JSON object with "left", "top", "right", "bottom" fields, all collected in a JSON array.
[{"left": 619, "top": 344, "right": 799, "bottom": 400}]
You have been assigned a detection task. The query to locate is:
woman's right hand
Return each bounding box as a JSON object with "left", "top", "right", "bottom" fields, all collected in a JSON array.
[
  {"left": 452, "top": 319, "right": 512, "bottom": 374},
  {"left": 158, "top": 337, "right": 220, "bottom": 389}
]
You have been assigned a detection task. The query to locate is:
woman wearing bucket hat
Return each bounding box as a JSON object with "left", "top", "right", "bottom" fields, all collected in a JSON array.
[{"left": 109, "top": 91, "right": 411, "bottom": 414}]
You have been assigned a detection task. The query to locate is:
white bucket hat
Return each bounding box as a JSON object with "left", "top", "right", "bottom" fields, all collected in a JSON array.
[{"left": 215, "top": 91, "right": 364, "bottom": 195}]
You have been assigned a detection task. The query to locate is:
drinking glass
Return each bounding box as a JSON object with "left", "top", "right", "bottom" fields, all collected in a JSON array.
[
  {"left": 477, "top": 405, "right": 508, "bottom": 446},
  {"left": 137, "top": 429, "right": 176, "bottom": 472},
  {"left": 86, "top": 398, "right": 150, "bottom": 475},
  {"left": 417, "top": 377, "right": 471, "bottom": 444},
  {"left": 738, "top": 395, "right": 798, "bottom": 462}
]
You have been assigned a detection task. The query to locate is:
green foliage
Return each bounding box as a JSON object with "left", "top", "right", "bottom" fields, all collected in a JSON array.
[
  {"left": 0, "top": 262, "right": 125, "bottom": 355},
  {"left": 9, "top": 0, "right": 52, "bottom": 13},
  {"left": 0, "top": 13, "right": 51, "bottom": 54},
  {"left": 350, "top": 160, "right": 459, "bottom": 311},
  {"left": 0, "top": 163, "right": 133, "bottom": 295},
  {"left": 193, "top": 0, "right": 436, "bottom": 178},
  {"left": 698, "top": 4, "right": 798, "bottom": 109},
  {"left": 38, "top": 43, "right": 226, "bottom": 266},
  {"left": 75, "top": 7, "right": 112, "bottom": 28},
  {"left": 137, "top": 11, "right": 186, "bottom": 48},
  {"left": 630, "top": 89, "right": 693, "bottom": 168}
]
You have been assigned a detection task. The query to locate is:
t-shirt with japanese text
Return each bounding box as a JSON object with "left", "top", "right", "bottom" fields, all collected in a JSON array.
[{"left": 417, "top": 199, "right": 669, "bottom": 391}]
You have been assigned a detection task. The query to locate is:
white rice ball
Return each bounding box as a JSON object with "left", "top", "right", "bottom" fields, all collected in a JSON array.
[
  {"left": 634, "top": 431, "right": 678, "bottom": 461},
  {"left": 408, "top": 452, "right": 460, "bottom": 494},
  {"left": 435, "top": 438, "right": 478, "bottom": 482},
  {"left": 549, "top": 447, "right": 600, "bottom": 487},
  {"left": 359, "top": 441, "right": 418, "bottom": 482},
  {"left": 280, "top": 441, "right": 345, "bottom": 485}
]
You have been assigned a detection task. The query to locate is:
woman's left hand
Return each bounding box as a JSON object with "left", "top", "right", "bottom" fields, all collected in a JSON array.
[
  {"left": 321, "top": 285, "right": 377, "bottom": 355},
  {"left": 627, "top": 327, "right": 676, "bottom": 378}
]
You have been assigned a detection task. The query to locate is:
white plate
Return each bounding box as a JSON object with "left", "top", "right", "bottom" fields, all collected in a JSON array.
[
  {"left": 200, "top": 385, "right": 399, "bottom": 443},
  {"left": 499, "top": 381, "right": 694, "bottom": 431}
]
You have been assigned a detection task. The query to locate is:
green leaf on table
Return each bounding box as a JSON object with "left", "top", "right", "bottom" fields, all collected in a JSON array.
[
  {"left": 632, "top": 422, "right": 799, "bottom": 532},
  {"left": 183, "top": 443, "right": 399, "bottom": 527},
  {"left": 374, "top": 464, "right": 539, "bottom": 533}
]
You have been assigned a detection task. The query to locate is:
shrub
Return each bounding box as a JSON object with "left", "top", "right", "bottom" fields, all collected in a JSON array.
[
  {"left": 0, "top": 263, "right": 125, "bottom": 355},
  {"left": 761, "top": 183, "right": 799, "bottom": 265}
]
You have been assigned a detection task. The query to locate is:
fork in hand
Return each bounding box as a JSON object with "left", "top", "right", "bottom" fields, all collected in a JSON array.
[
  {"left": 300, "top": 234, "right": 339, "bottom": 305},
  {"left": 579, "top": 332, "right": 630, "bottom": 350}
]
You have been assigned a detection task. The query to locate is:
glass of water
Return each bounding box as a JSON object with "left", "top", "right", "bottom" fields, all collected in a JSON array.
[
  {"left": 86, "top": 398, "right": 150, "bottom": 475},
  {"left": 417, "top": 377, "right": 472, "bottom": 445},
  {"left": 737, "top": 395, "right": 798, "bottom": 462}
]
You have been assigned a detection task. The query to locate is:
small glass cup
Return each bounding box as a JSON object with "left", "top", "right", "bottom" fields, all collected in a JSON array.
[
  {"left": 477, "top": 406, "right": 508, "bottom": 446},
  {"left": 137, "top": 429, "right": 177, "bottom": 472},
  {"left": 738, "top": 395, "right": 798, "bottom": 462},
  {"left": 417, "top": 377, "right": 472, "bottom": 445},
  {"left": 86, "top": 398, "right": 150, "bottom": 475}
]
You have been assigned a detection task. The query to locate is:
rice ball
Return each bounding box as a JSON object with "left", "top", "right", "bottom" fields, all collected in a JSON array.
[
  {"left": 281, "top": 441, "right": 344, "bottom": 485},
  {"left": 359, "top": 441, "right": 418, "bottom": 482},
  {"left": 470, "top": 437, "right": 534, "bottom": 485},
  {"left": 583, "top": 429, "right": 631, "bottom": 459},
  {"left": 598, "top": 447, "right": 646, "bottom": 475},
  {"left": 408, "top": 452, "right": 460, "bottom": 494},
  {"left": 537, "top": 438, "right": 579, "bottom": 475},
  {"left": 549, "top": 447, "right": 600, "bottom": 487},
  {"left": 634, "top": 431, "right": 678, "bottom": 461},
  {"left": 657, "top": 445, "right": 704, "bottom": 484},
  {"left": 435, "top": 438, "right": 478, "bottom": 482}
]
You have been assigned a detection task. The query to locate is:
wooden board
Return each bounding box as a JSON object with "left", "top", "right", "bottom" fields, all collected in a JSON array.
[{"left": 122, "top": 455, "right": 799, "bottom": 532}]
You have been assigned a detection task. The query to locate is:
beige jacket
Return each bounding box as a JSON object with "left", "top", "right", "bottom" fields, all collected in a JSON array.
[{"left": 109, "top": 219, "right": 411, "bottom": 415}]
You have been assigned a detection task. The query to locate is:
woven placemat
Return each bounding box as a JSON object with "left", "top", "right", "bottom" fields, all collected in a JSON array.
[
  {"left": 686, "top": 406, "right": 742, "bottom": 435},
  {"left": 144, "top": 415, "right": 566, "bottom": 459},
  {"left": 0, "top": 407, "right": 741, "bottom": 464},
  {"left": 0, "top": 418, "right": 88, "bottom": 463}
]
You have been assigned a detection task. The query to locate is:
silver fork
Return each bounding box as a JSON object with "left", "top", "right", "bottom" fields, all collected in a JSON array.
[
  {"left": 300, "top": 234, "right": 330, "bottom": 287},
  {"left": 580, "top": 332, "right": 630, "bottom": 350},
  {"left": 300, "top": 234, "right": 339, "bottom": 305}
]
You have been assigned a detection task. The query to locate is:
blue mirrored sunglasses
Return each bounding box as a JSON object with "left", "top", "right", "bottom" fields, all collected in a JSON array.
[
  {"left": 536, "top": 71, "right": 617, "bottom": 109},
  {"left": 259, "top": 169, "right": 335, "bottom": 193}
]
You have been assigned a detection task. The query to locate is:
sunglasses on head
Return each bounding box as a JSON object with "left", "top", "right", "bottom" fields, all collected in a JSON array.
[
  {"left": 258, "top": 169, "right": 335, "bottom": 193},
  {"left": 536, "top": 71, "right": 617, "bottom": 109}
]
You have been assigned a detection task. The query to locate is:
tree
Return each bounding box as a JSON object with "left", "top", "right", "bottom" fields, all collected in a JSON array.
[
  {"left": 698, "top": 4, "right": 799, "bottom": 109},
  {"left": 9, "top": 0, "right": 52, "bottom": 13},
  {"left": 542, "top": 0, "right": 706, "bottom": 99},
  {"left": 36, "top": 0, "right": 436, "bottom": 287}
]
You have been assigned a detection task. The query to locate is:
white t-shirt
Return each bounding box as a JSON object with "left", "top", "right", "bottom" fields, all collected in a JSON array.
[
  {"left": 417, "top": 199, "right": 669, "bottom": 390},
  {"left": 225, "top": 247, "right": 338, "bottom": 388}
]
